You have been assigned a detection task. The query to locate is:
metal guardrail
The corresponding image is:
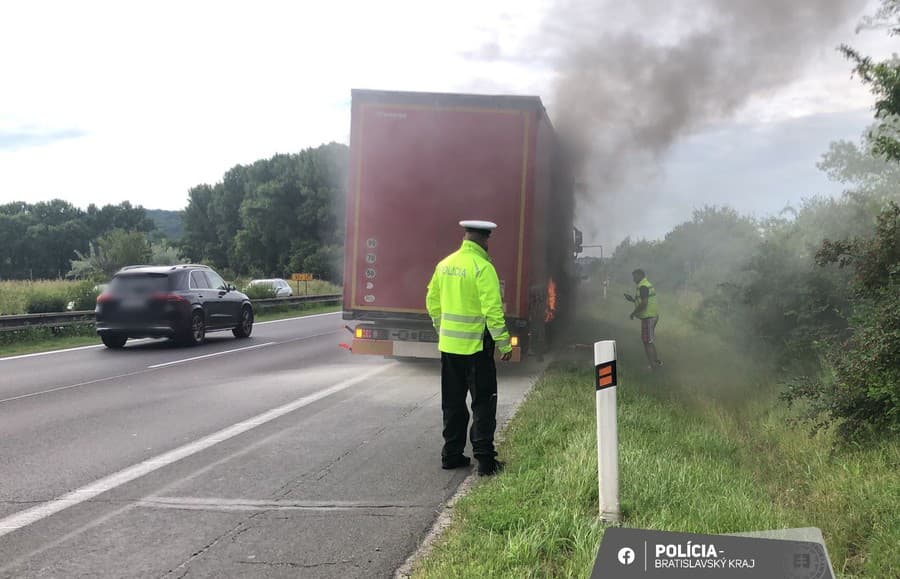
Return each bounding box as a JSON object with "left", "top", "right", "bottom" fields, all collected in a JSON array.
[
  {"left": 253, "top": 294, "right": 341, "bottom": 310},
  {"left": 0, "top": 311, "right": 95, "bottom": 332},
  {"left": 0, "top": 294, "right": 342, "bottom": 332}
]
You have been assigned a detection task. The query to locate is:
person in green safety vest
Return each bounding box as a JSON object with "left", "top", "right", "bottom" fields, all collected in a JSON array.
[
  {"left": 426, "top": 220, "right": 513, "bottom": 476},
  {"left": 625, "top": 268, "right": 663, "bottom": 370}
]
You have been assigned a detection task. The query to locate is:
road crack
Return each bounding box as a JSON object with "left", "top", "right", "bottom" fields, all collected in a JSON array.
[
  {"left": 160, "top": 511, "right": 265, "bottom": 579},
  {"left": 238, "top": 558, "right": 357, "bottom": 569},
  {"left": 273, "top": 395, "right": 435, "bottom": 497}
]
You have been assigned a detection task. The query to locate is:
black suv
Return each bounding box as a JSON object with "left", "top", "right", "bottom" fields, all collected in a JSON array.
[{"left": 95, "top": 264, "right": 254, "bottom": 349}]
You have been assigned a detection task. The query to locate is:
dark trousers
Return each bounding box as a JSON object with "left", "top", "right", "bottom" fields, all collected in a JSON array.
[{"left": 441, "top": 331, "right": 498, "bottom": 461}]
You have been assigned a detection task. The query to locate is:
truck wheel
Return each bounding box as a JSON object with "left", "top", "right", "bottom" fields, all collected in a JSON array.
[
  {"left": 101, "top": 333, "right": 127, "bottom": 349},
  {"left": 233, "top": 306, "right": 253, "bottom": 338}
]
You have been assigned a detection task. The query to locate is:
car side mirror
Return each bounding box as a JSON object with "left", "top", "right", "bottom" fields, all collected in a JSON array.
[{"left": 226, "top": 283, "right": 235, "bottom": 292}]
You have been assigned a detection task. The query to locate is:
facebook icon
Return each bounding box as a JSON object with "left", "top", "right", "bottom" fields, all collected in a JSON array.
[{"left": 617, "top": 547, "right": 636, "bottom": 566}]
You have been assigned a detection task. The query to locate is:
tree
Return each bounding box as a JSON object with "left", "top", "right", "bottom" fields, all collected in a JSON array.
[
  {"left": 68, "top": 229, "right": 152, "bottom": 279},
  {"left": 783, "top": 203, "right": 900, "bottom": 439},
  {"left": 149, "top": 239, "right": 186, "bottom": 266},
  {"left": 181, "top": 184, "right": 223, "bottom": 266},
  {"left": 100, "top": 229, "right": 152, "bottom": 274},
  {"left": 610, "top": 206, "right": 760, "bottom": 292},
  {"left": 181, "top": 143, "right": 349, "bottom": 278},
  {"left": 146, "top": 209, "right": 184, "bottom": 241},
  {"left": 841, "top": 0, "right": 900, "bottom": 161}
]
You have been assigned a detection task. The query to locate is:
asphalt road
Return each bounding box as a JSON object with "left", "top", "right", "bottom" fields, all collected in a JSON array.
[{"left": 0, "top": 312, "right": 540, "bottom": 578}]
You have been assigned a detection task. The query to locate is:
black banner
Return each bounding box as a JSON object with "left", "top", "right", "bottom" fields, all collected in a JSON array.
[{"left": 591, "top": 528, "right": 833, "bottom": 579}]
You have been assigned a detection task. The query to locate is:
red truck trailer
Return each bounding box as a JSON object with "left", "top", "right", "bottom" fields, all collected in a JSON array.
[{"left": 343, "top": 89, "right": 575, "bottom": 360}]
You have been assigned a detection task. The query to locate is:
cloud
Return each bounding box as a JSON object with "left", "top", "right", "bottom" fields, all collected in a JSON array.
[{"left": 0, "top": 129, "right": 86, "bottom": 151}]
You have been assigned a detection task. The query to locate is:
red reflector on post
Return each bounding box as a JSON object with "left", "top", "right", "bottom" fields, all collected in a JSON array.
[{"left": 596, "top": 361, "right": 617, "bottom": 390}]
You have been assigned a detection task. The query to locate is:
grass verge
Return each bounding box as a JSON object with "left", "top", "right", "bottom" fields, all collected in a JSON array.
[
  {"left": 411, "top": 293, "right": 900, "bottom": 578},
  {"left": 0, "top": 304, "right": 340, "bottom": 358}
]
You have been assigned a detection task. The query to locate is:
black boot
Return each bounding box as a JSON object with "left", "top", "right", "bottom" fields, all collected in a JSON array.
[
  {"left": 477, "top": 458, "right": 504, "bottom": 476},
  {"left": 441, "top": 455, "right": 472, "bottom": 469}
]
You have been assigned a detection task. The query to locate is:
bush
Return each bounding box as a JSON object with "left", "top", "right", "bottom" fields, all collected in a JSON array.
[
  {"left": 25, "top": 286, "right": 69, "bottom": 314},
  {"left": 783, "top": 203, "right": 900, "bottom": 440},
  {"left": 67, "top": 280, "right": 102, "bottom": 311},
  {"left": 243, "top": 283, "right": 279, "bottom": 300}
]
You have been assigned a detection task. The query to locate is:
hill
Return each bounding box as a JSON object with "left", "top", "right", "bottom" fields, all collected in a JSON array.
[{"left": 146, "top": 209, "right": 183, "bottom": 241}]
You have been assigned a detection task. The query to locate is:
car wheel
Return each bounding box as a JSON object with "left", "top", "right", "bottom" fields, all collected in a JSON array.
[
  {"left": 233, "top": 306, "right": 253, "bottom": 338},
  {"left": 101, "top": 333, "right": 127, "bottom": 349},
  {"left": 182, "top": 311, "right": 206, "bottom": 346}
]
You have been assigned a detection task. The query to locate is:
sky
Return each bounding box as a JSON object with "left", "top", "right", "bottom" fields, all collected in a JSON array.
[{"left": 0, "top": 0, "right": 896, "bottom": 252}]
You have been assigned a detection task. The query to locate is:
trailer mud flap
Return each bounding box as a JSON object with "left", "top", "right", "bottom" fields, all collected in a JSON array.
[
  {"left": 350, "top": 339, "right": 394, "bottom": 356},
  {"left": 350, "top": 338, "right": 520, "bottom": 362}
]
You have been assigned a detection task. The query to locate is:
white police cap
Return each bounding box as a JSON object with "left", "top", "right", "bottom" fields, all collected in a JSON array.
[{"left": 459, "top": 220, "right": 498, "bottom": 232}]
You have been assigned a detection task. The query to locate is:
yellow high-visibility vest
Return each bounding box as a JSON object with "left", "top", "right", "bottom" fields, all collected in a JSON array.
[
  {"left": 635, "top": 277, "right": 658, "bottom": 319},
  {"left": 426, "top": 240, "right": 512, "bottom": 355}
]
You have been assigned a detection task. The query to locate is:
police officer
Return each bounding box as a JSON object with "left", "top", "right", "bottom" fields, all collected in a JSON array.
[{"left": 426, "top": 220, "right": 513, "bottom": 476}]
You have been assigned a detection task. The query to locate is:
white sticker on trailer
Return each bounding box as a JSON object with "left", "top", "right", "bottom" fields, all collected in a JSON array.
[{"left": 393, "top": 341, "right": 440, "bottom": 359}]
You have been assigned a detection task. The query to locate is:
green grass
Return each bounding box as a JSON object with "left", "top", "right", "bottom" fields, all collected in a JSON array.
[
  {"left": 0, "top": 279, "right": 80, "bottom": 315},
  {"left": 0, "top": 304, "right": 340, "bottom": 358},
  {"left": 238, "top": 278, "right": 341, "bottom": 297},
  {"left": 0, "top": 325, "right": 99, "bottom": 358},
  {"left": 412, "top": 288, "right": 900, "bottom": 578}
]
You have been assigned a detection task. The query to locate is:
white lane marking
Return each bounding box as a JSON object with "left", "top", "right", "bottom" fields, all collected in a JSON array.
[
  {"left": 0, "top": 338, "right": 153, "bottom": 362},
  {"left": 0, "top": 343, "right": 103, "bottom": 361},
  {"left": 0, "top": 370, "right": 151, "bottom": 405},
  {"left": 255, "top": 311, "right": 341, "bottom": 325},
  {"left": 0, "top": 362, "right": 396, "bottom": 538},
  {"left": 146, "top": 342, "right": 277, "bottom": 369}
]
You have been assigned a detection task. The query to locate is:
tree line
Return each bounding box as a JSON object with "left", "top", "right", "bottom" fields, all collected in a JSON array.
[
  {"left": 0, "top": 200, "right": 157, "bottom": 280},
  {"left": 0, "top": 142, "right": 348, "bottom": 282}
]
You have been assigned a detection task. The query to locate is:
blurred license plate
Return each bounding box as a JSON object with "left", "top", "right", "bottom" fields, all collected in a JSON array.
[{"left": 121, "top": 299, "right": 145, "bottom": 309}]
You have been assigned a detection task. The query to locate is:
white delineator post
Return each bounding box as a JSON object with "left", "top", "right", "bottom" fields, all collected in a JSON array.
[{"left": 594, "top": 340, "right": 620, "bottom": 523}]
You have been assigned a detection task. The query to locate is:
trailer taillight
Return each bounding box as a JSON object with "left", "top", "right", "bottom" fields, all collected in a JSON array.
[{"left": 354, "top": 327, "right": 388, "bottom": 340}]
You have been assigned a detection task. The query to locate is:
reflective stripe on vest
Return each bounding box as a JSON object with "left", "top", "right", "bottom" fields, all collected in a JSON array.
[{"left": 425, "top": 240, "right": 512, "bottom": 355}]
